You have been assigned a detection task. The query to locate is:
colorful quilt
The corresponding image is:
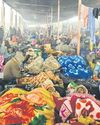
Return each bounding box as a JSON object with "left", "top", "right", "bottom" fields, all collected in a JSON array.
[
  {"left": 60, "top": 94, "right": 100, "bottom": 124},
  {"left": 58, "top": 56, "right": 92, "bottom": 79},
  {"left": 0, "top": 88, "right": 55, "bottom": 125},
  {"left": 18, "top": 71, "right": 62, "bottom": 97}
]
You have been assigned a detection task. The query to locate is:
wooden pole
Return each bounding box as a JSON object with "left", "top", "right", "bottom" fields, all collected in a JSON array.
[
  {"left": 57, "top": 0, "right": 60, "bottom": 40},
  {"left": 77, "top": 0, "right": 82, "bottom": 55}
]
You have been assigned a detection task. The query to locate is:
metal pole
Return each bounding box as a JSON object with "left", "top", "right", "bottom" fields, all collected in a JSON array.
[
  {"left": 77, "top": 0, "right": 82, "bottom": 55},
  {"left": 57, "top": 0, "right": 60, "bottom": 40}
]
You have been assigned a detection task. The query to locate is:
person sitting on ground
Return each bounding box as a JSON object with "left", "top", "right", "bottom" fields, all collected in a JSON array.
[{"left": 3, "top": 51, "right": 25, "bottom": 80}]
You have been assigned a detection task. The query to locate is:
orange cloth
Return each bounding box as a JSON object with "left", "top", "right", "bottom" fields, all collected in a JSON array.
[{"left": 81, "top": 4, "right": 88, "bottom": 27}]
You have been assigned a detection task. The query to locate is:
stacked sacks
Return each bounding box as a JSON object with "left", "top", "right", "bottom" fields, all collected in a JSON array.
[
  {"left": 25, "top": 55, "right": 60, "bottom": 74},
  {"left": 25, "top": 56, "right": 44, "bottom": 74},
  {"left": 58, "top": 56, "right": 92, "bottom": 79},
  {"left": 0, "top": 88, "right": 55, "bottom": 125},
  {"left": 43, "top": 55, "right": 60, "bottom": 72}
]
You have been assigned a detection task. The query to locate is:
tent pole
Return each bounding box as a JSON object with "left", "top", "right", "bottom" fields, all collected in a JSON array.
[
  {"left": 50, "top": 7, "right": 53, "bottom": 36},
  {"left": 77, "top": 0, "right": 82, "bottom": 55},
  {"left": 10, "top": 8, "right": 13, "bottom": 28},
  {"left": 57, "top": 0, "right": 60, "bottom": 40},
  {"left": 1, "top": 0, "right": 5, "bottom": 28},
  {"left": 46, "top": 15, "right": 49, "bottom": 37}
]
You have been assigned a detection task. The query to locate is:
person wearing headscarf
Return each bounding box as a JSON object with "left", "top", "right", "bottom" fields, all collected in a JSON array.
[{"left": 75, "top": 85, "right": 88, "bottom": 94}]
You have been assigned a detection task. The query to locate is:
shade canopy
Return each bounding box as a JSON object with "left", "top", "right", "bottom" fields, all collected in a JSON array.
[{"left": 3, "top": 0, "right": 100, "bottom": 24}]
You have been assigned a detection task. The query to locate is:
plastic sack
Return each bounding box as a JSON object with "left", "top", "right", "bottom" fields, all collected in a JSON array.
[
  {"left": 26, "top": 56, "right": 44, "bottom": 74},
  {"left": 43, "top": 55, "right": 60, "bottom": 72}
]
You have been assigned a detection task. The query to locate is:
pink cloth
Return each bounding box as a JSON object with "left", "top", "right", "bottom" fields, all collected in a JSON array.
[
  {"left": 60, "top": 94, "right": 100, "bottom": 122},
  {"left": 32, "top": 39, "right": 36, "bottom": 45},
  {"left": 75, "top": 98, "right": 100, "bottom": 120},
  {"left": 60, "top": 99, "right": 72, "bottom": 122}
]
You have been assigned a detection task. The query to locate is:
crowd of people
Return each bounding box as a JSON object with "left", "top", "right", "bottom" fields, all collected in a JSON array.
[{"left": 0, "top": 27, "right": 100, "bottom": 125}]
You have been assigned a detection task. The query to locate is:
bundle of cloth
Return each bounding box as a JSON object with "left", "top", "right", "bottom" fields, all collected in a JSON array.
[
  {"left": 58, "top": 56, "right": 92, "bottom": 79},
  {"left": 0, "top": 54, "right": 4, "bottom": 72},
  {"left": 26, "top": 55, "right": 60, "bottom": 74},
  {"left": 59, "top": 93, "right": 100, "bottom": 125},
  {"left": 53, "top": 83, "right": 100, "bottom": 125},
  {"left": 18, "top": 71, "right": 63, "bottom": 97},
  {"left": 0, "top": 88, "right": 55, "bottom": 125},
  {"left": 25, "top": 56, "right": 44, "bottom": 74},
  {"left": 3, "top": 47, "right": 61, "bottom": 80},
  {"left": 43, "top": 55, "right": 60, "bottom": 72}
]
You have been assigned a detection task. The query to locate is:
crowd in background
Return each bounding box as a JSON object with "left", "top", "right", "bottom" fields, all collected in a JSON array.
[{"left": 0, "top": 26, "right": 100, "bottom": 125}]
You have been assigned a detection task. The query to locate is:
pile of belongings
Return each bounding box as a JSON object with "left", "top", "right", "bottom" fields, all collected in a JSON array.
[
  {"left": 18, "top": 70, "right": 63, "bottom": 97},
  {"left": 58, "top": 93, "right": 100, "bottom": 125},
  {"left": 1, "top": 42, "right": 100, "bottom": 125},
  {"left": 54, "top": 82, "right": 100, "bottom": 125},
  {"left": 0, "top": 84, "right": 100, "bottom": 125},
  {"left": 58, "top": 56, "right": 92, "bottom": 79},
  {"left": 25, "top": 55, "right": 60, "bottom": 74}
]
